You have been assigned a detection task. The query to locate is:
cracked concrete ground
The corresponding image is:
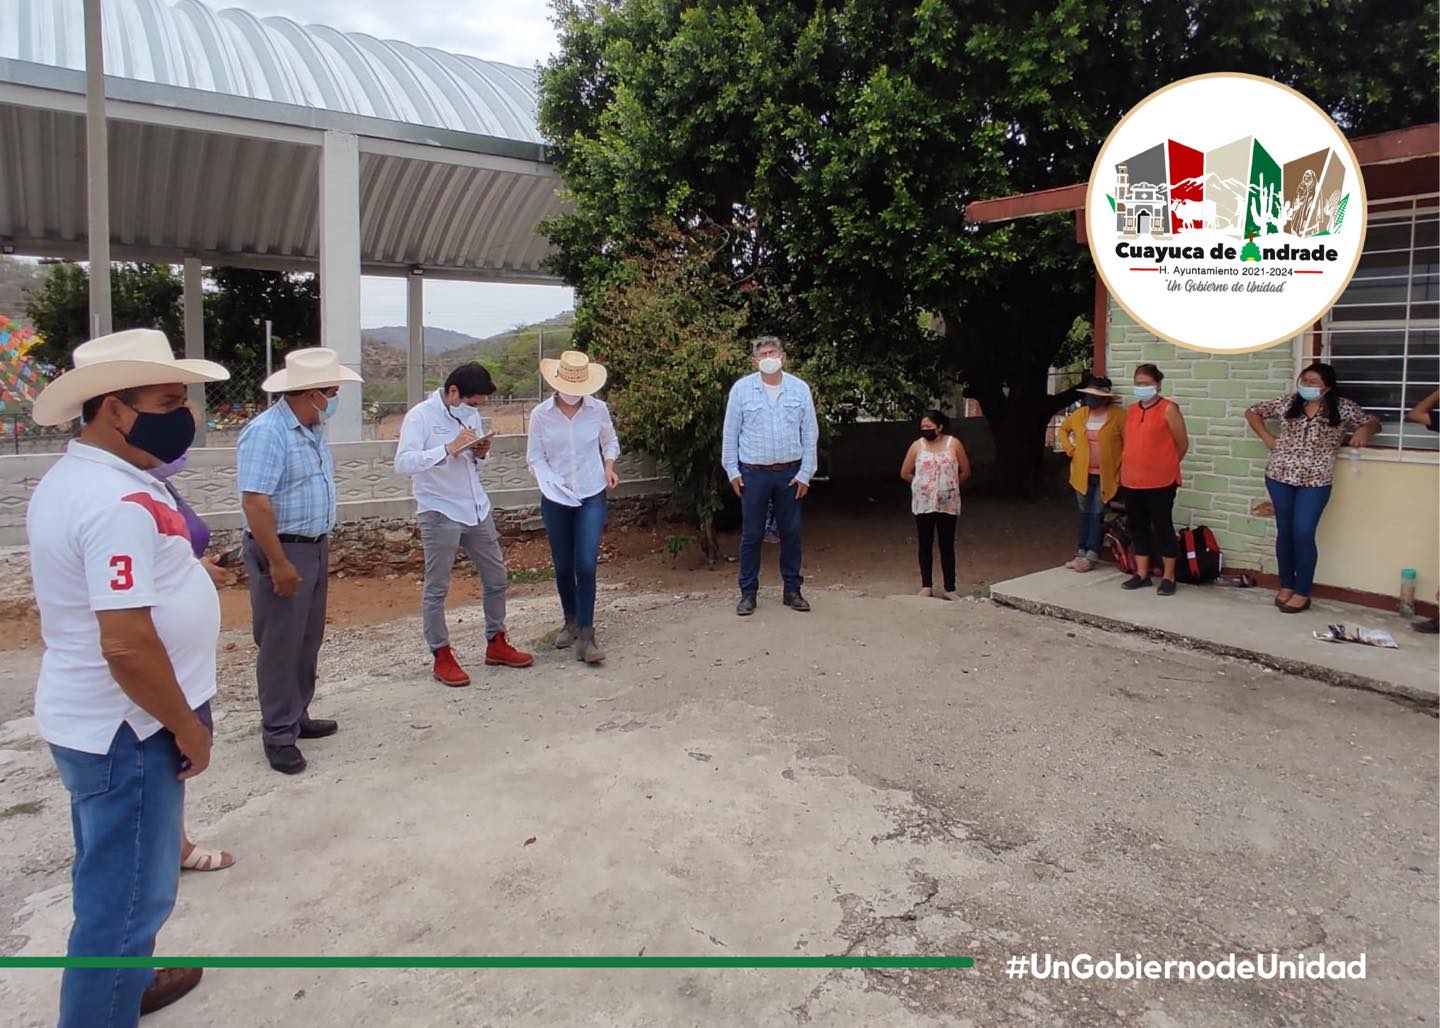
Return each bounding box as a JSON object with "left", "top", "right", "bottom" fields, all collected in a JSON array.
[{"left": 0, "top": 586, "right": 1435, "bottom": 1027}]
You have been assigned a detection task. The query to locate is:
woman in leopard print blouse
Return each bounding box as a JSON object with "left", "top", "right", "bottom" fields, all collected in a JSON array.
[{"left": 1244, "top": 362, "right": 1379, "bottom": 613}]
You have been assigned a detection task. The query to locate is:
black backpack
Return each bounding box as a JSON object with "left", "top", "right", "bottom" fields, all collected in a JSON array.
[{"left": 1175, "top": 524, "right": 1223, "bottom": 584}]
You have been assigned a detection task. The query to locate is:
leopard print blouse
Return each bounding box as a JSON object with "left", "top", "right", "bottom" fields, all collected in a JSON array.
[{"left": 1247, "top": 393, "right": 1373, "bottom": 487}]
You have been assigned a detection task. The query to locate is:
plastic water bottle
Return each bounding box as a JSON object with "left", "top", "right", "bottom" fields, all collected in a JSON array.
[{"left": 1399, "top": 568, "right": 1417, "bottom": 617}]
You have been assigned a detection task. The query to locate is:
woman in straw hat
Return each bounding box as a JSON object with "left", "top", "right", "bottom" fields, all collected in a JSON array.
[
  {"left": 526, "top": 351, "right": 621, "bottom": 663},
  {"left": 1057, "top": 376, "right": 1124, "bottom": 573}
]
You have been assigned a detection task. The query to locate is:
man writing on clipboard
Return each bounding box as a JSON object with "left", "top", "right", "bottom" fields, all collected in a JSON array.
[{"left": 395, "top": 362, "right": 534, "bottom": 686}]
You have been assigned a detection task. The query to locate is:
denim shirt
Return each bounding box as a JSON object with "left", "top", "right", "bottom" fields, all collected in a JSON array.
[{"left": 721, "top": 372, "right": 819, "bottom": 484}]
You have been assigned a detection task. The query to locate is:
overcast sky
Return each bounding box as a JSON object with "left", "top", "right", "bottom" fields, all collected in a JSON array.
[{"left": 221, "top": 0, "right": 572, "bottom": 339}]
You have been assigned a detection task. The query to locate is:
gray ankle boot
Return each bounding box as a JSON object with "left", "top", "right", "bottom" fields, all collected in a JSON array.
[
  {"left": 576, "top": 627, "right": 605, "bottom": 664},
  {"left": 555, "top": 621, "right": 578, "bottom": 649}
]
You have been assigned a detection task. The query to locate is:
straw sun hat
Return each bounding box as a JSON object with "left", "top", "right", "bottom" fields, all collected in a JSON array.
[
  {"left": 260, "top": 347, "right": 363, "bottom": 393},
  {"left": 540, "top": 350, "right": 607, "bottom": 397},
  {"left": 32, "top": 329, "right": 229, "bottom": 426}
]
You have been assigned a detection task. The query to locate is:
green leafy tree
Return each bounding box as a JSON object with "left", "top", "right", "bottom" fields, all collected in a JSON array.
[
  {"left": 24, "top": 264, "right": 320, "bottom": 400},
  {"left": 540, "top": 0, "right": 1437, "bottom": 498},
  {"left": 587, "top": 222, "right": 753, "bottom": 562},
  {"left": 26, "top": 262, "right": 183, "bottom": 366}
]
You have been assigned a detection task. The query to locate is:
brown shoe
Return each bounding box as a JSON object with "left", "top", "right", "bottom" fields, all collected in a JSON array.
[
  {"left": 576, "top": 627, "right": 605, "bottom": 664},
  {"left": 140, "top": 966, "right": 203, "bottom": 1015}
]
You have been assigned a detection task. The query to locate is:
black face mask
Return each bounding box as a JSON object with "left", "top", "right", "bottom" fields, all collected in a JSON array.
[
  {"left": 124, "top": 405, "right": 196, "bottom": 464},
  {"left": 920, "top": 428, "right": 938, "bottom": 441},
  {"left": 1084, "top": 396, "right": 1109, "bottom": 410}
]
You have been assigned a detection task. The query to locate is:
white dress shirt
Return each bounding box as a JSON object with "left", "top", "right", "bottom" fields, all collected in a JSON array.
[
  {"left": 526, "top": 394, "right": 621, "bottom": 506},
  {"left": 394, "top": 389, "right": 493, "bottom": 525}
]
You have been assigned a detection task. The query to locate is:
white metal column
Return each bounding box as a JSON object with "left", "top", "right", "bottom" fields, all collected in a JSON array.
[
  {"left": 182, "top": 257, "right": 206, "bottom": 444},
  {"left": 83, "top": 0, "right": 111, "bottom": 336},
  {"left": 406, "top": 272, "right": 424, "bottom": 408},
  {"left": 320, "top": 130, "right": 363, "bottom": 442}
]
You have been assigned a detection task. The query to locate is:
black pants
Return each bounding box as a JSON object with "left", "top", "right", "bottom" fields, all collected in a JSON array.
[
  {"left": 1125, "top": 485, "right": 1178, "bottom": 561},
  {"left": 916, "top": 512, "right": 957, "bottom": 591}
]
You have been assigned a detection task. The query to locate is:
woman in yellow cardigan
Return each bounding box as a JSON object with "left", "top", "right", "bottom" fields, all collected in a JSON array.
[{"left": 1058, "top": 376, "right": 1124, "bottom": 572}]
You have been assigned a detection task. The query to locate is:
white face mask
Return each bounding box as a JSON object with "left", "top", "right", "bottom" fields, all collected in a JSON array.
[
  {"left": 556, "top": 391, "right": 583, "bottom": 407},
  {"left": 757, "top": 356, "right": 783, "bottom": 376}
]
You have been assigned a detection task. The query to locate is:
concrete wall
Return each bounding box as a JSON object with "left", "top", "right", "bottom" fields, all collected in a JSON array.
[
  {"left": 0, "top": 435, "right": 670, "bottom": 546},
  {"left": 1107, "top": 299, "right": 1440, "bottom": 600}
]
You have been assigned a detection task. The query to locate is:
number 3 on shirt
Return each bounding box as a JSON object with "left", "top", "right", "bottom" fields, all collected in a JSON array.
[{"left": 109, "top": 555, "right": 134, "bottom": 591}]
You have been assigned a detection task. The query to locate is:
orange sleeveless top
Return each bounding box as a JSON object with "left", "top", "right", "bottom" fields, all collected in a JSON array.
[{"left": 1122, "top": 398, "right": 1182, "bottom": 489}]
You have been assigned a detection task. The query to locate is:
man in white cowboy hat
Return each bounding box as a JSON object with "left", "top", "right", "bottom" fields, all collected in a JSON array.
[
  {"left": 722, "top": 335, "right": 819, "bottom": 615},
  {"left": 526, "top": 350, "right": 621, "bottom": 663},
  {"left": 27, "top": 329, "right": 229, "bottom": 1024},
  {"left": 395, "top": 361, "right": 534, "bottom": 686},
  {"left": 236, "top": 347, "right": 361, "bottom": 775}
]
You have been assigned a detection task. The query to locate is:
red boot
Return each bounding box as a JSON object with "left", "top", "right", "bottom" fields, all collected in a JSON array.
[
  {"left": 432, "top": 645, "right": 471, "bottom": 687},
  {"left": 485, "top": 632, "right": 534, "bottom": 668}
]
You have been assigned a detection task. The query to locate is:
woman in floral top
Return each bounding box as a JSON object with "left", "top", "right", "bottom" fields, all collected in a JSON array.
[
  {"left": 900, "top": 409, "right": 972, "bottom": 599},
  {"left": 1244, "top": 362, "right": 1379, "bottom": 613}
]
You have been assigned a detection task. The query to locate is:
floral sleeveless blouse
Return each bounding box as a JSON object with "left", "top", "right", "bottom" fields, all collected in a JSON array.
[{"left": 911, "top": 442, "right": 962, "bottom": 516}]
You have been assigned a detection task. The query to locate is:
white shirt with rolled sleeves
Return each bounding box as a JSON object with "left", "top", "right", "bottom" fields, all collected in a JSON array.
[
  {"left": 721, "top": 372, "right": 819, "bottom": 484},
  {"left": 394, "top": 389, "right": 492, "bottom": 525},
  {"left": 27, "top": 442, "right": 220, "bottom": 754},
  {"left": 526, "top": 395, "right": 621, "bottom": 506}
]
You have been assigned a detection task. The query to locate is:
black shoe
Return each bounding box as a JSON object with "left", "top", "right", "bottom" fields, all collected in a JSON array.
[
  {"left": 298, "top": 718, "right": 338, "bottom": 739},
  {"left": 1120, "top": 575, "right": 1148, "bottom": 590},
  {"left": 736, "top": 593, "right": 757, "bottom": 616},
  {"left": 1156, "top": 579, "right": 1176, "bottom": 596},
  {"left": 783, "top": 591, "right": 811, "bottom": 612},
  {"left": 264, "top": 744, "right": 307, "bottom": 775},
  {"left": 1413, "top": 616, "right": 1439, "bottom": 634}
]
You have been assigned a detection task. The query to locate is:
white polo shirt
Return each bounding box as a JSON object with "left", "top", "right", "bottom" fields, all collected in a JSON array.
[
  {"left": 393, "top": 389, "right": 492, "bottom": 525},
  {"left": 28, "top": 442, "right": 220, "bottom": 754}
]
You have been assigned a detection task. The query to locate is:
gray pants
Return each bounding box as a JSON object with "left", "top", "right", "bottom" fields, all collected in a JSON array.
[
  {"left": 419, "top": 510, "right": 508, "bottom": 652},
  {"left": 244, "top": 535, "right": 329, "bottom": 747}
]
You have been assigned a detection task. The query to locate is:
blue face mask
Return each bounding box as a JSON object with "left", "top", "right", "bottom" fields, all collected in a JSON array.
[
  {"left": 315, "top": 394, "right": 339, "bottom": 421},
  {"left": 1297, "top": 385, "right": 1323, "bottom": 402},
  {"left": 1134, "top": 385, "right": 1158, "bottom": 401}
]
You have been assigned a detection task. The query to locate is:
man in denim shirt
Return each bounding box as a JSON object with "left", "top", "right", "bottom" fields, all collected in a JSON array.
[
  {"left": 722, "top": 336, "right": 819, "bottom": 615},
  {"left": 237, "top": 348, "right": 360, "bottom": 775}
]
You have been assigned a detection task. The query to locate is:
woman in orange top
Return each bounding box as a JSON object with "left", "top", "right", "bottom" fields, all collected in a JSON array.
[{"left": 1120, "top": 363, "right": 1188, "bottom": 595}]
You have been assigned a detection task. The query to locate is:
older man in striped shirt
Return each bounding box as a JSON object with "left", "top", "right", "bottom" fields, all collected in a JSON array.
[{"left": 722, "top": 335, "right": 819, "bottom": 616}]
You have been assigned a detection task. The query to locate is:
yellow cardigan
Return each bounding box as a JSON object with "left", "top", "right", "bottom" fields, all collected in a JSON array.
[{"left": 1059, "top": 405, "right": 1124, "bottom": 501}]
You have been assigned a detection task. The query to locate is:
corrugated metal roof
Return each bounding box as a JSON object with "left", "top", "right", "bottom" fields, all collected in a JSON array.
[{"left": 1, "top": 0, "right": 544, "bottom": 144}]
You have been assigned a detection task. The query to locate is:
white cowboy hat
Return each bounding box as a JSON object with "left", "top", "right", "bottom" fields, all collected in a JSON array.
[
  {"left": 261, "top": 347, "right": 363, "bottom": 393},
  {"left": 540, "top": 350, "right": 607, "bottom": 397},
  {"left": 32, "top": 329, "right": 229, "bottom": 426}
]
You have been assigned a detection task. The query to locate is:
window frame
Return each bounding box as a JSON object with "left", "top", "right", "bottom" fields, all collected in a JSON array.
[{"left": 1314, "top": 194, "right": 1439, "bottom": 465}]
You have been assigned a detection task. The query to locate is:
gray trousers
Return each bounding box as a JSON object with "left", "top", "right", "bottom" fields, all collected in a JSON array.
[
  {"left": 419, "top": 510, "right": 508, "bottom": 651},
  {"left": 244, "top": 535, "right": 329, "bottom": 747}
]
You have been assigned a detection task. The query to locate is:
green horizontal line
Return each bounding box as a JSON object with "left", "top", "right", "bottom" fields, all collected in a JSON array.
[{"left": 1, "top": 956, "right": 974, "bottom": 970}]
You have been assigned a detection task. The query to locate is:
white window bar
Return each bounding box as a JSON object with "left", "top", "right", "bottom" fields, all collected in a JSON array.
[{"left": 1319, "top": 196, "right": 1440, "bottom": 460}]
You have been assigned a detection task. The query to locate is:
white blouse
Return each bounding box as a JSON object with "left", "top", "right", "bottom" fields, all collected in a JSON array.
[{"left": 526, "top": 394, "right": 621, "bottom": 505}]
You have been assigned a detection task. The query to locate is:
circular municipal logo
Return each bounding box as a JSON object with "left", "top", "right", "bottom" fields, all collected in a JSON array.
[{"left": 1086, "top": 73, "right": 1367, "bottom": 354}]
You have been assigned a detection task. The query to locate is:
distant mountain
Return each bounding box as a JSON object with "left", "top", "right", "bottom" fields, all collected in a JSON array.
[
  {"left": 437, "top": 310, "right": 575, "bottom": 364},
  {"left": 361, "top": 325, "right": 477, "bottom": 354}
]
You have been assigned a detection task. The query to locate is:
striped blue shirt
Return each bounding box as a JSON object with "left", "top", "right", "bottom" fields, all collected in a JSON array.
[
  {"left": 721, "top": 372, "right": 820, "bottom": 484},
  {"left": 236, "top": 399, "right": 337, "bottom": 537}
]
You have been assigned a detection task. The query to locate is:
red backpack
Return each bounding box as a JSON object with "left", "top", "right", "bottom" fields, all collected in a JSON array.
[{"left": 1176, "top": 524, "right": 1223, "bottom": 584}]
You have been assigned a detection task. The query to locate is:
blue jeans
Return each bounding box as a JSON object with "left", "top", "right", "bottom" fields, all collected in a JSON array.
[
  {"left": 739, "top": 462, "right": 803, "bottom": 595},
  {"left": 1075, "top": 474, "right": 1105, "bottom": 560},
  {"left": 1266, "top": 477, "right": 1332, "bottom": 595},
  {"left": 541, "top": 490, "right": 608, "bottom": 630},
  {"left": 49, "top": 723, "right": 186, "bottom": 1028}
]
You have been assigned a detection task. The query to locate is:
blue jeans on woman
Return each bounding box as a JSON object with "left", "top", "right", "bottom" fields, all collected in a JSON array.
[
  {"left": 541, "top": 490, "right": 609, "bottom": 630},
  {"left": 1265, "top": 477, "right": 1333, "bottom": 595},
  {"left": 1075, "top": 474, "right": 1105, "bottom": 560},
  {"left": 49, "top": 723, "right": 186, "bottom": 1028}
]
